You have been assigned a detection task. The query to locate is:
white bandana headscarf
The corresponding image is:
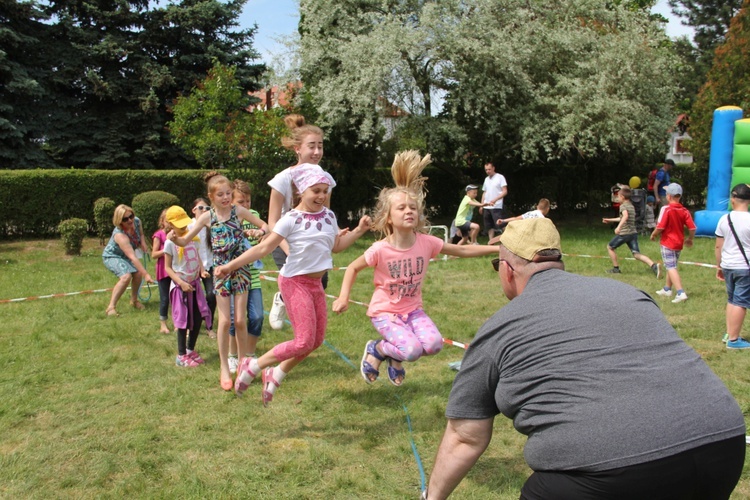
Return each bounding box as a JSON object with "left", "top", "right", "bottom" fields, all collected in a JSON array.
[{"left": 291, "top": 163, "right": 334, "bottom": 193}]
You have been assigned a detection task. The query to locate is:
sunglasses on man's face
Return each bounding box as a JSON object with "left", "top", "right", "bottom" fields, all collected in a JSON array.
[
  {"left": 122, "top": 214, "right": 135, "bottom": 222},
  {"left": 492, "top": 258, "right": 514, "bottom": 273},
  {"left": 195, "top": 205, "right": 209, "bottom": 211}
]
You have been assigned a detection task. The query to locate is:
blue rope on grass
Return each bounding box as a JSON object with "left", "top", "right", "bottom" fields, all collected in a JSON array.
[
  {"left": 261, "top": 311, "right": 427, "bottom": 491},
  {"left": 319, "top": 327, "right": 427, "bottom": 492},
  {"left": 138, "top": 253, "right": 152, "bottom": 303}
]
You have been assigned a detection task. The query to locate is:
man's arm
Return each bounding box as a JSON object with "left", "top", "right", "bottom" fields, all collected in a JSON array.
[
  {"left": 426, "top": 417, "right": 494, "bottom": 499},
  {"left": 653, "top": 176, "right": 662, "bottom": 204},
  {"left": 493, "top": 185, "right": 508, "bottom": 205}
]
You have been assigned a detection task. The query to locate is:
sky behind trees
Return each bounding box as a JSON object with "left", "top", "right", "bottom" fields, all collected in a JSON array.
[{"left": 243, "top": 0, "right": 695, "bottom": 65}]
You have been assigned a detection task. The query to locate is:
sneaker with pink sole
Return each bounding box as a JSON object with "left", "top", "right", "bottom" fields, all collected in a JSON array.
[
  {"left": 187, "top": 351, "right": 205, "bottom": 364},
  {"left": 175, "top": 354, "right": 201, "bottom": 367}
]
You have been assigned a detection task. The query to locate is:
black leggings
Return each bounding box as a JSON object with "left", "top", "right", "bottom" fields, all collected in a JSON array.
[
  {"left": 177, "top": 291, "right": 202, "bottom": 355},
  {"left": 200, "top": 269, "right": 216, "bottom": 328},
  {"left": 521, "top": 435, "right": 745, "bottom": 500},
  {"left": 157, "top": 277, "right": 171, "bottom": 321}
]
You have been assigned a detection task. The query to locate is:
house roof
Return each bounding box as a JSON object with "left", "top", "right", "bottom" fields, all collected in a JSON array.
[
  {"left": 248, "top": 82, "right": 410, "bottom": 118},
  {"left": 247, "top": 81, "right": 302, "bottom": 111}
]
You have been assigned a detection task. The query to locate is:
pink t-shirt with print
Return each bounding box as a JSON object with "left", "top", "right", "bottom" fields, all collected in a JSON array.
[{"left": 365, "top": 232, "right": 444, "bottom": 317}]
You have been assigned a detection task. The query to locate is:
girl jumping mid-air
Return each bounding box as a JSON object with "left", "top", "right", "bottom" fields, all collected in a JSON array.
[
  {"left": 215, "top": 164, "right": 371, "bottom": 406},
  {"left": 332, "top": 151, "right": 497, "bottom": 386}
]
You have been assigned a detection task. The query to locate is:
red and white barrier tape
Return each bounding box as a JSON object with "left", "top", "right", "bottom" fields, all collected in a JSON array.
[
  {"left": 2, "top": 252, "right": 720, "bottom": 349},
  {"left": 564, "top": 253, "right": 718, "bottom": 270}
]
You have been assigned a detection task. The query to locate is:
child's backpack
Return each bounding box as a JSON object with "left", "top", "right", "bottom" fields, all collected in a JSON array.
[{"left": 646, "top": 169, "right": 658, "bottom": 192}]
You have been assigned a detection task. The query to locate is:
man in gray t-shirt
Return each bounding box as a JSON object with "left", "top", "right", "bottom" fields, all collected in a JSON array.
[{"left": 424, "top": 218, "right": 745, "bottom": 500}]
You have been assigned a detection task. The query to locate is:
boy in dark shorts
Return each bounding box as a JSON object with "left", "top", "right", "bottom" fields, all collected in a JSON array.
[
  {"left": 602, "top": 186, "right": 660, "bottom": 277},
  {"left": 453, "top": 184, "right": 485, "bottom": 245}
]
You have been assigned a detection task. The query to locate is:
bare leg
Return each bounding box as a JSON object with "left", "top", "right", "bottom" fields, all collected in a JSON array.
[
  {"left": 215, "top": 295, "right": 232, "bottom": 387},
  {"left": 233, "top": 293, "right": 249, "bottom": 363},
  {"left": 607, "top": 246, "right": 619, "bottom": 268},
  {"left": 107, "top": 273, "right": 132, "bottom": 314},
  {"left": 469, "top": 223, "right": 480, "bottom": 244},
  {"left": 634, "top": 252, "right": 654, "bottom": 267},
  {"left": 726, "top": 304, "right": 747, "bottom": 341},
  {"left": 130, "top": 273, "right": 144, "bottom": 309},
  {"left": 229, "top": 335, "right": 237, "bottom": 357},
  {"left": 666, "top": 268, "right": 681, "bottom": 291},
  {"left": 247, "top": 336, "right": 259, "bottom": 356}
]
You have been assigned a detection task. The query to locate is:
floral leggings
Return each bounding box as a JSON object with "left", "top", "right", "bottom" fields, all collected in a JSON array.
[
  {"left": 371, "top": 309, "right": 443, "bottom": 362},
  {"left": 272, "top": 275, "right": 327, "bottom": 362}
]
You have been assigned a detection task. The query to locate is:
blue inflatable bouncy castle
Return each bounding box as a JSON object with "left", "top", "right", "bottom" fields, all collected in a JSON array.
[{"left": 694, "top": 106, "right": 745, "bottom": 236}]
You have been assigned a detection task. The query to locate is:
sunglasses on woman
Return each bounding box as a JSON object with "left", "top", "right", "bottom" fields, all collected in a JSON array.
[
  {"left": 195, "top": 205, "right": 209, "bottom": 211},
  {"left": 122, "top": 214, "right": 135, "bottom": 222}
]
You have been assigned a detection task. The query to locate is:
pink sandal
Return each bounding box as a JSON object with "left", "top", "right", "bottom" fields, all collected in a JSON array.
[
  {"left": 261, "top": 367, "right": 280, "bottom": 407},
  {"left": 234, "top": 357, "right": 258, "bottom": 396}
]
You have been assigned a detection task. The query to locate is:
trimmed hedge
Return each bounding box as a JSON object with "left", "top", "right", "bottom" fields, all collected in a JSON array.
[
  {"left": 132, "top": 191, "right": 180, "bottom": 238},
  {"left": 93, "top": 197, "right": 116, "bottom": 245},
  {"left": 58, "top": 218, "right": 88, "bottom": 255},
  {"left": 0, "top": 170, "right": 208, "bottom": 238},
  {"left": 0, "top": 163, "right": 709, "bottom": 239}
]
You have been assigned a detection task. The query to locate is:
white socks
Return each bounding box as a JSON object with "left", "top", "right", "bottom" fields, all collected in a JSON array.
[{"left": 267, "top": 366, "right": 287, "bottom": 395}]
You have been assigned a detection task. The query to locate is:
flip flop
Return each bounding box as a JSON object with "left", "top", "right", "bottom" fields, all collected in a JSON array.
[
  {"left": 387, "top": 358, "right": 406, "bottom": 386},
  {"left": 361, "top": 340, "right": 386, "bottom": 384},
  {"left": 105, "top": 306, "right": 119, "bottom": 317}
]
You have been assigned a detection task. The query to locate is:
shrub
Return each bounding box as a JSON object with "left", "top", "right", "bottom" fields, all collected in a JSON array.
[
  {"left": 0, "top": 170, "right": 207, "bottom": 238},
  {"left": 132, "top": 191, "right": 180, "bottom": 238},
  {"left": 93, "top": 197, "right": 116, "bottom": 245},
  {"left": 58, "top": 218, "right": 89, "bottom": 255}
]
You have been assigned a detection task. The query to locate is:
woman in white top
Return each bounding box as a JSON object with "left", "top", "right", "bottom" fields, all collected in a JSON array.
[{"left": 266, "top": 114, "right": 335, "bottom": 328}]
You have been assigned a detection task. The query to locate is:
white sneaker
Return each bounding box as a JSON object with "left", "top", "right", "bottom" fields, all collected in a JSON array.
[
  {"left": 269, "top": 292, "right": 286, "bottom": 330},
  {"left": 655, "top": 288, "right": 673, "bottom": 297},
  {"left": 228, "top": 355, "right": 239, "bottom": 374},
  {"left": 672, "top": 293, "right": 688, "bottom": 303}
]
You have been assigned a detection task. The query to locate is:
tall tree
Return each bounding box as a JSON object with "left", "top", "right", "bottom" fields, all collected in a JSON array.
[
  {"left": 299, "top": 0, "right": 444, "bottom": 144},
  {"left": 668, "top": 0, "right": 743, "bottom": 107},
  {"left": 0, "top": 0, "right": 59, "bottom": 167},
  {"left": 0, "top": 0, "right": 265, "bottom": 169},
  {"left": 689, "top": 0, "right": 750, "bottom": 173},
  {"left": 441, "top": 0, "right": 678, "bottom": 167},
  {"left": 299, "top": 0, "right": 678, "bottom": 173},
  {"left": 668, "top": 0, "right": 743, "bottom": 56}
]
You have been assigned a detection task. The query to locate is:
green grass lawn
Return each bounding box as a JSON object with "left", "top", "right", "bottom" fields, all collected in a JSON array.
[{"left": 0, "top": 220, "right": 749, "bottom": 498}]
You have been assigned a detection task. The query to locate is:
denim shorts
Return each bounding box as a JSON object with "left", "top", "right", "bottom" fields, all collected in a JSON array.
[
  {"left": 724, "top": 268, "right": 750, "bottom": 308},
  {"left": 608, "top": 233, "right": 641, "bottom": 254}
]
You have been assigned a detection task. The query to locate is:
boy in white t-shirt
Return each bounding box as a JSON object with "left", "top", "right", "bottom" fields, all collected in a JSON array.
[
  {"left": 488, "top": 198, "right": 550, "bottom": 245},
  {"left": 715, "top": 183, "right": 750, "bottom": 349}
]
